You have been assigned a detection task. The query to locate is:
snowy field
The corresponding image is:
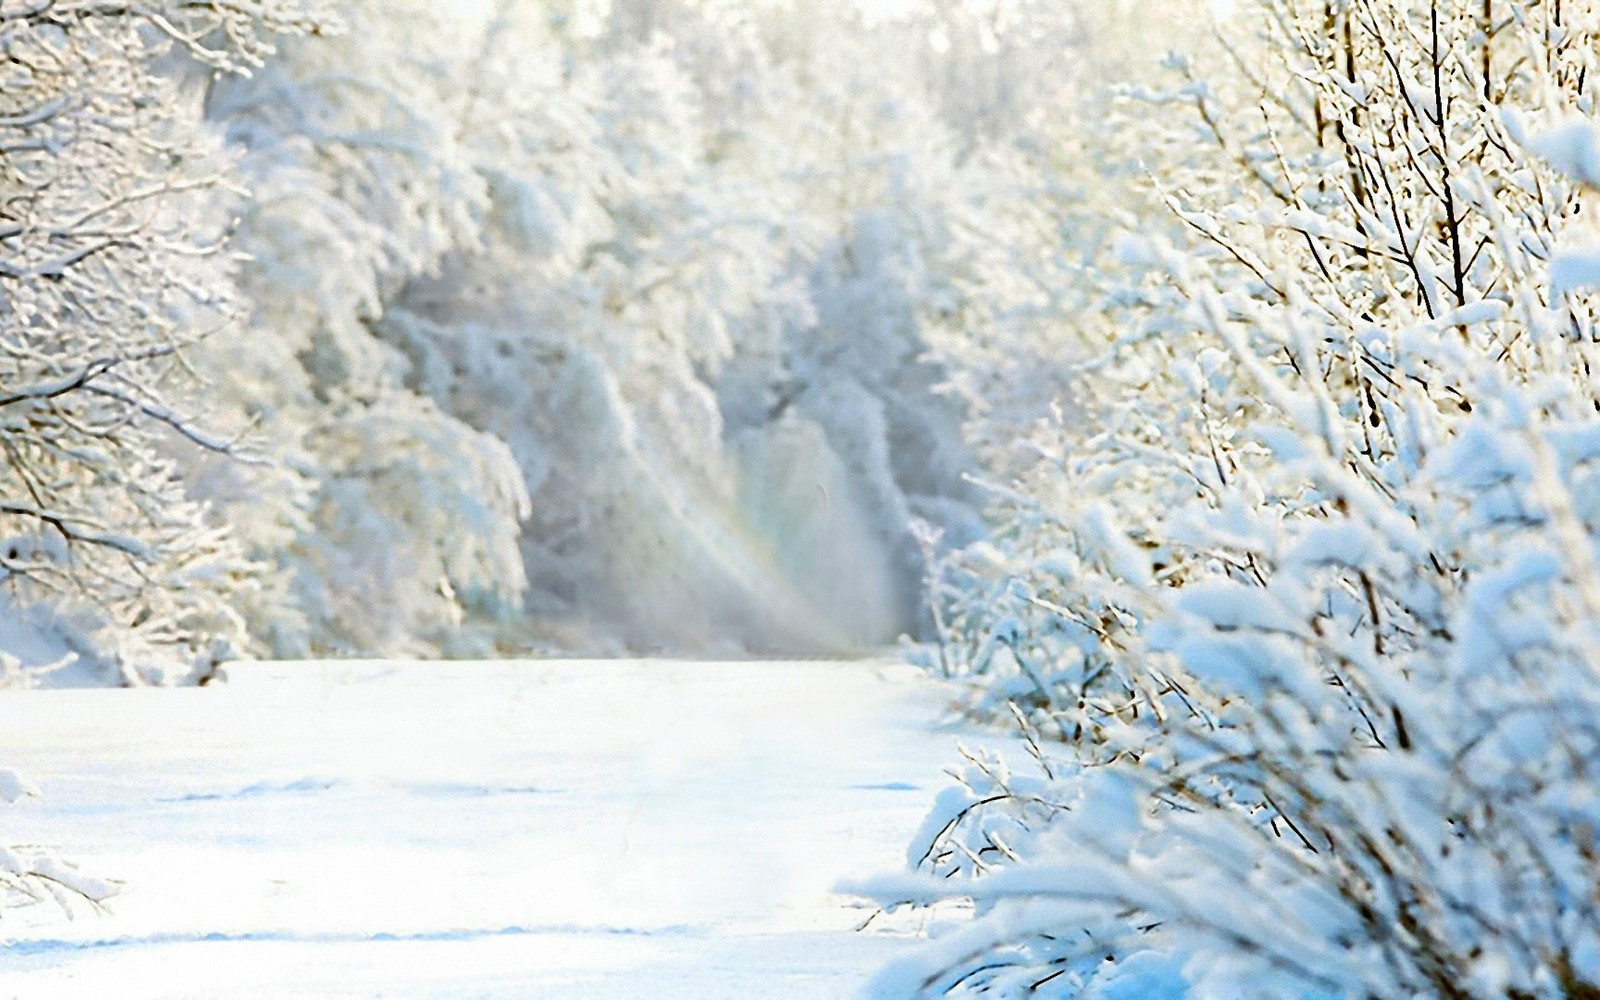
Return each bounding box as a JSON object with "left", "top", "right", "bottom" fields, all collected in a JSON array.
[{"left": 0, "top": 660, "right": 988, "bottom": 998}]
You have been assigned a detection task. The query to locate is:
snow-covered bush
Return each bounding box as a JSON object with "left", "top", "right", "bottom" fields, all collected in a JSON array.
[
  {"left": 870, "top": 1, "right": 1600, "bottom": 996},
  {"left": 0, "top": 0, "right": 328, "bottom": 682}
]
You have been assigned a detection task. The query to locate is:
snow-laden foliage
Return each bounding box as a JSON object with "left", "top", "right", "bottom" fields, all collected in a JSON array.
[
  {"left": 908, "top": 0, "right": 1203, "bottom": 687},
  {"left": 0, "top": 0, "right": 327, "bottom": 682},
  {"left": 874, "top": 1, "right": 1600, "bottom": 997},
  {"left": 0, "top": 0, "right": 1013, "bottom": 662},
  {"left": 192, "top": 0, "right": 531, "bottom": 657},
  {"left": 188, "top": 0, "right": 991, "bottom": 654},
  {"left": 385, "top": 11, "right": 828, "bottom": 649}
]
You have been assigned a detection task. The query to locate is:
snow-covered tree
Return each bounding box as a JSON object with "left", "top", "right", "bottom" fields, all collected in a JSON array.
[
  {"left": 196, "top": 0, "right": 532, "bottom": 657},
  {"left": 0, "top": 0, "right": 328, "bottom": 682}
]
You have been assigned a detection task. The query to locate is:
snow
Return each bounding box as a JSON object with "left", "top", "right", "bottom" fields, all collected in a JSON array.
[
  {"left": 0, "top": 659, "right": 1003, "bottom": 998},
  {"left": 1528, "top": 118, "right": 1600, "bottom": 187},
  {"left": 1550, "top": 246, "right": 1600, "bottom": 297},
  {"left": 0, "top": 769, "right": 38, "bottom": 804},
  {"left": 0, "top": 598, "right": 93, "bottom": 688}
]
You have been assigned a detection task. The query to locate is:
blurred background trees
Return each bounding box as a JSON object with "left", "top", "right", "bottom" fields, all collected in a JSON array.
[
  {"left": 165, "top": 0, "right": 1120, "bottom": 661},
  {"left": 0, "top": 0, "right": 1168, "bottom": 668}
]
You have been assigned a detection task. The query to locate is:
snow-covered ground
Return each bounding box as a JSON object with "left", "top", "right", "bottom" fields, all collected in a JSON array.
[{"left": 0, "top": 659, "right": 987, "bottom": 998}]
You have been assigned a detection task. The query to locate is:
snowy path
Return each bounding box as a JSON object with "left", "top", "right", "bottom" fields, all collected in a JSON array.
[{"left": 0, "top": 660, "right": 979, "bottom": 998}]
